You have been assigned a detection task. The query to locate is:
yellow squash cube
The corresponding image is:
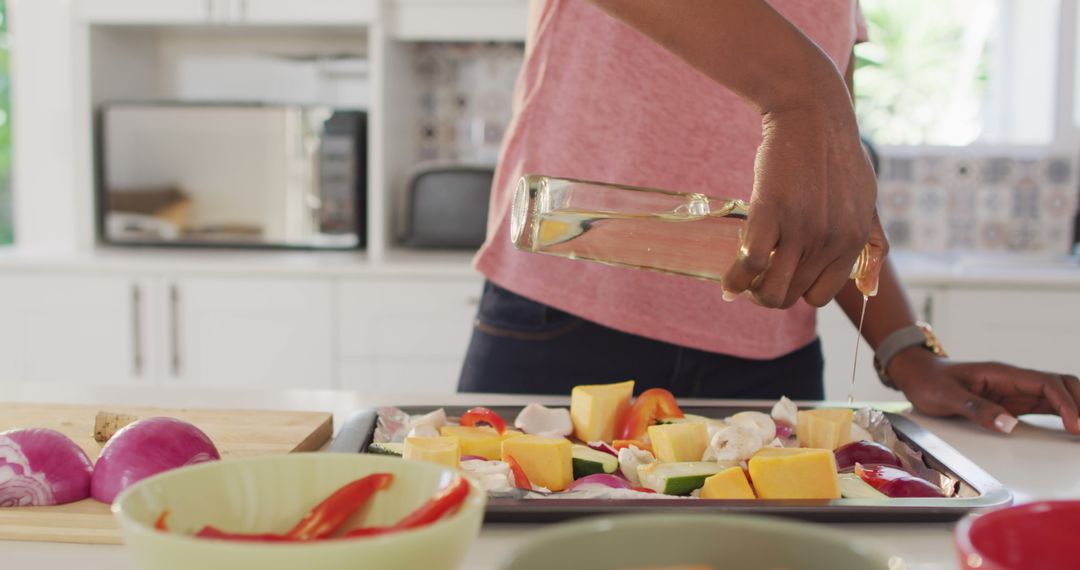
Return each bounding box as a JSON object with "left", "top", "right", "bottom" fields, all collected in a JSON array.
[
  {"left": 403, "top": 436, "right": 460, "bottom": 469},
  {"left": 648, "top": 422, "right": 709, "bottom": 463},
  {"left": 501, "top": 435, "right": 574, "bottom": 491},
  {"left": 440, "top": 426, "right": 524, "bottom": 460},
  {"left": 747, "top": 447, "right": 840, "bottom": 499},
  {"left": 796, "top": 409, "right": 854, "bottom": 450},
  {"left": 570, "top": 380, "right": 635, "bottom": 442},
  {"left": 700, "top": 466, "right": 756, "bottom": 500}
]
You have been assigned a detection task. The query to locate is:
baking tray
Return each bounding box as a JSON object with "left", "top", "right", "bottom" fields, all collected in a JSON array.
[{"left": 328, "top": 403, "right": 1011, "bottom": 523}]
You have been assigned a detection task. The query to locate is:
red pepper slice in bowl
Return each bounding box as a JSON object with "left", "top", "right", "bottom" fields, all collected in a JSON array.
[
  {"left": 285, "top": 472, "right": 394, "bottom": 540},
  {"left": 344, "top": 476, "right": 472, "bottom": 538},
  {"left": 618, "top": 388, "right": 684, "bottom": 441},
  {"left": 195, "top": 526, "right": 294, "bottom": 542},
  {"left": 394, "top": 476, "right": 471, "bottom": 529},
  {"left": 459, "top": 407, "right": 507, "bottom": 434},
  {"left": 154, "top": 510, "right": 171, "bottom": 531}
]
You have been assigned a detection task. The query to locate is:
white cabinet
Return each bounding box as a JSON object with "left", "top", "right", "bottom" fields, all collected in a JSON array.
[
  {"left": 76, "top": 0, "right": 373, "bottom": 25},
  {"left": 337, "top": 276, "right": 482, "bottom": 394},
  {"left": 0, "top": 272, "right": 336, "bottom": 388},
  {"left": 76, "top": 0, "right": 214, "bottom": 24},
  {"left": 166, "top": 276, "right": 335, "bottom": 388},
  {"left": 818, "top": 286, "right": 937, "bottom": 402},
  {"left": 0, "top": 275, "right": 143, "bottom": 384},
  {"left": 242, "top": 0, "right": 375, "bottom": 25},
  {"left": 941, "top": 288, "right": 1080, "bottom": 376}
]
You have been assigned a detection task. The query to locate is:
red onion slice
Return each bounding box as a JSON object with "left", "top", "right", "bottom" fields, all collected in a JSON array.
[
  {"left": 460, "top": 455, "right": 487, "bottom": 462},
  {"left": 0, "top": 428, "right": 93, "bottom": 507},
  {"left": 91, "top": 417, "right": 220, "bottom": 504},
  {"left": 566, "top": 473, "right": 634, "bottom": 492},
  {"left": 586, "top": 441, "right": 619, "bottom": 457}
]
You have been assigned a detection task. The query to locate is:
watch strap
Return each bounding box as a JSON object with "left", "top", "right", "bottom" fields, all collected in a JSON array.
[{"left": 873, "top": 322, "right": 943, "bottom": 390}]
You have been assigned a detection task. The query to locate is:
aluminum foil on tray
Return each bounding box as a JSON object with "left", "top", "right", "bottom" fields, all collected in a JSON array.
[
  {"left": 373, "top": 406, "right": 411, "bottom": 443},
  {"left": 374, "top": 405, "right": 959, "bottom": 498},
  {"left": 855, "top": 407, "right": 959, "bottom": 497}
]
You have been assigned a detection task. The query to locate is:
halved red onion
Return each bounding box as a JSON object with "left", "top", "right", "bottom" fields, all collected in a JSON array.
[
  {"left": 91, "top": 417, "right": 220, "bottom": 504},
  {"left": 566, "top": 473, "right": 634, "bottom": 492},
  {"left": 0, "top": 428, "right": 94, "bottom": 507},
  {"left": 775, "top": 423, "right": 795, "bottom": 439}
]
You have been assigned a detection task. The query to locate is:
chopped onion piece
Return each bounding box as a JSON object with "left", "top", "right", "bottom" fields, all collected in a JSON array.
[
  {"left": 586, "top": 441, "right": 618, "bottom": 457},
  {"left": 566, "top": 474, "right": 633, "bottom": 492},
  {"left": 513, "top": 404, "right": 573, "bottom": 438}
]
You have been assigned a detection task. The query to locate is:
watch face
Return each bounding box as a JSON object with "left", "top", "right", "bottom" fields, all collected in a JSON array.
[{"left": 917, "top": 321, "right": 948, "bottom": 358}]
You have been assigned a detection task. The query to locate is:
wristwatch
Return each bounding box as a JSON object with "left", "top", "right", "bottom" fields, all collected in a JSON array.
[{"left": 873, "top": 321, "right": 948, "bottom": 390}]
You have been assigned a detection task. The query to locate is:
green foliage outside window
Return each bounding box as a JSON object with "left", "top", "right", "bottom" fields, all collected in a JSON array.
[
  {"left": 854, "top": 0, "right": 992, "bottom": 145},
  {"left": 0, "top": 0, "right": 10, "bottom": 245}
]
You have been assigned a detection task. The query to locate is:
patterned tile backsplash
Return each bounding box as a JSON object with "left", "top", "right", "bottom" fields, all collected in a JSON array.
[
  {"left": 877, "top": 153, "right": 1079, "bottom": 254},
  {"left": 412, "top": 42, "right": 524, "bottom": 165}
]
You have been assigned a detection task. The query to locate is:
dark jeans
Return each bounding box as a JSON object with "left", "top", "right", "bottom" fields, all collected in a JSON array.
[{"left": 458, "top": 281, "right": 824, "bottom": 399}]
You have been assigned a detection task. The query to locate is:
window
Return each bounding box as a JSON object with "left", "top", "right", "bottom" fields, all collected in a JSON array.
[
  {"left": 855, "top": 0, "right": 1061, "bottom": 146},
  {"left": 0, "top": 0, "right": 9, "bottom": 245}
]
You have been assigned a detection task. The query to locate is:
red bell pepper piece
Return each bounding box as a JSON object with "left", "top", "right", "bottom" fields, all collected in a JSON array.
[
  {"left": 285, "top": 472, "right": 394, "bottom": 540},
  {"left": 459, "top": 407, "right": 507, "bottom": 434},
  {"left": 505, "top": 454, "right": 532, "bottom": 490},
  {"left": 195, "top": 526, "right": 294, "bottom": 542},
  {"left": 630, "top": 486, "right": 656, "bottom": 494},
  {"left": 612, "top": 439, "right": 653, "bottom": 453},
  {"left": 154, "top": 510, "right": 170, "bottom": 532},
  {"left": 394, "top": 476, "right": 471, "bottom": 528},
  {"left": 617, "top": 388, "right": 684, "bottom": 440},
  {"left": 343, "top": 477, "right": 471, "bottom": 539},
  {"left": 855, "top": 463, "right": 943, "bottom": 498},
  {"left": 343, "top": 526, "right": 393, "bottom": 538}
]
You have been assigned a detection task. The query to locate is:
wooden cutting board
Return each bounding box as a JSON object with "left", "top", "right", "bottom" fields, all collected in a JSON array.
[{"left": 0, "top": 402, "right": 333, "bottom": 545}]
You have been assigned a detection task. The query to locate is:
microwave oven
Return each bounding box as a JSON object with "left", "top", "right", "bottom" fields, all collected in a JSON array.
[{"left": 97, "top": 103, "right": 366, "bottom": 250}]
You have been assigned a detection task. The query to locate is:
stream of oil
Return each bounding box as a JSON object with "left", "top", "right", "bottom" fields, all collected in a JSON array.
[{"left": 846, "top": 294, "right": 869, "bottom": 404}]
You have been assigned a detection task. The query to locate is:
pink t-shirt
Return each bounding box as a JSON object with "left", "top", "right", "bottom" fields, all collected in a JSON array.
[{"left": 474, "top": 0, "right": 868, "bottom": 359}]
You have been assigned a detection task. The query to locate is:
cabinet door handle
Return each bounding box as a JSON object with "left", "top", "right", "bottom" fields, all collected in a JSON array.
[
  {"left": 131, "top": 283, "right": 143, "bottom": 377},
  {"left": 169, "top": 283, "right": 182, "bottom": 378},
  {"left": 238, "top": 0, "right": 247, "bottom": 21},
  {"left": 206, "top": 0, "right": 214, "bottom": 22},
  {"left": 923, "top": 295, "right": 934, "bottom": 325}
]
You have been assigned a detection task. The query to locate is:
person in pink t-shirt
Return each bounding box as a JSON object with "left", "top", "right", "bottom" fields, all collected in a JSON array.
[{"left": 459, "top": 0, "right": 1080, "bottom": 436}]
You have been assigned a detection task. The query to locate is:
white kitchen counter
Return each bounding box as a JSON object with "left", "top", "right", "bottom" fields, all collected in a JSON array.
[
  {"left": 2, "top": 384, "right": 1078, "bottom": 569},
  {"left": 1, "top": 246, "right": 1079, "bottom": 287}
]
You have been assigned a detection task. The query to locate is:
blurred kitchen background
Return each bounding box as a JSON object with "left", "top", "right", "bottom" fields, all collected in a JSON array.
[{"left": 0, "top": 0, "right": 1076, "bottom": 400}]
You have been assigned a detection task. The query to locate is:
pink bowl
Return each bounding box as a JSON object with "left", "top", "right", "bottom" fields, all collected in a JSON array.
[{"left": 955, "top": 500, "right": 1080, "bottom": 570}]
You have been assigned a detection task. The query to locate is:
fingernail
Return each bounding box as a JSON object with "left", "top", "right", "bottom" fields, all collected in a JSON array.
[
  {"left": 722, "top": 290, "right": 737, "bottom": 302},
  {"left": 994, "top": 414, "right": 1018, "bottom": 434}
]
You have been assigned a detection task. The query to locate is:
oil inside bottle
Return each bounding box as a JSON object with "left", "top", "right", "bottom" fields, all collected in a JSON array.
[
  {"left": 846, "top": 294, "right": 870, "bottom": 404},
  {"left": 529, "top": 203, "right": 748, "bottom": 281},
  {"left": 513, "top": 174, "right": 879, "bottom": 289}
]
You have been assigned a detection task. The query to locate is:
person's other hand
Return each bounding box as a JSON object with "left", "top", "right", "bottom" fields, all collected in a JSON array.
[
  {"left": 889, "top": 348, "right": 1080, "bottom": 436},
  {"left": 721, "top": 102, "right": 883, "bottom": 308}
]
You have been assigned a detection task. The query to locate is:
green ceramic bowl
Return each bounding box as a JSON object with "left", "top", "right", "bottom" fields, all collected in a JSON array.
[
  {"left": 113, "top": 453, "right": 486, "bottom": 570},
  {"left": 499, "top": 513, "right": 899, "bottom": 570}
]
